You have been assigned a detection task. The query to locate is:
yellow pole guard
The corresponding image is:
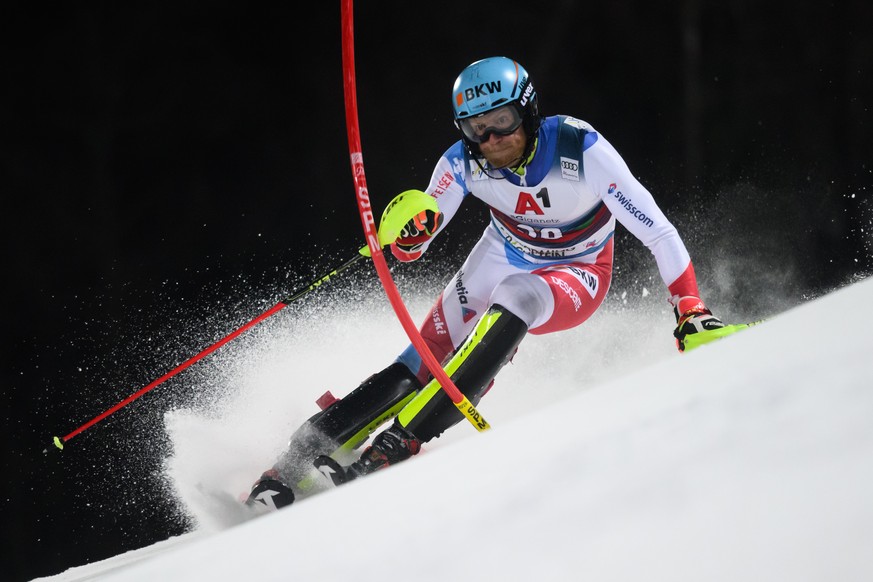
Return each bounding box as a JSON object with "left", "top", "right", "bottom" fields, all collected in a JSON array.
[{"left": 454, "top": 396, "right": 490, "bottom": 432}]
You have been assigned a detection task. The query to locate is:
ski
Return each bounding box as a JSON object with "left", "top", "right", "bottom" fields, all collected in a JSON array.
[
  {"left": 194, "top": 483, "right": 265, "bottom": 527},
  {"left": 679, "top": 320, "right": 765, "bottom": 352}
]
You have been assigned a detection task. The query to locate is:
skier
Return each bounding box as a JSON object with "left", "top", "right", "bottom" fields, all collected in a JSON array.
[{"left": 245, "top": 56, "right": 724, "bottom": 511}]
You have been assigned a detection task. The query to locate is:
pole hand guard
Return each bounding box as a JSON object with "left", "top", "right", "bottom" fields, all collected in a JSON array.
[{"left": 358, "top": 189, "right": 441, "bottom": 258}]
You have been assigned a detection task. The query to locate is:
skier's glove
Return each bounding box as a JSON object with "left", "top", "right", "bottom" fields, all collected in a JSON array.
[
  {"left": 670, "top": 295, "right": 725, "bottom": 352},
  {"left": 390, "top": 208, "right": 443, "bottom": 262}
]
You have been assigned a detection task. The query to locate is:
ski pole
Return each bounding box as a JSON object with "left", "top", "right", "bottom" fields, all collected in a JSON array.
[
  {"left": 52, "top": 251, "right": 367, "bottom": 451},
  {"left": 340, "top": 0, "right": 489, "bottom": 432}
]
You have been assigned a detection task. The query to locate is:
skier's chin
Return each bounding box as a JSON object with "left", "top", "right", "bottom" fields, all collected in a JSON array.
[{"left": 484, "top": 149, "right": 522, "bottom": 169}]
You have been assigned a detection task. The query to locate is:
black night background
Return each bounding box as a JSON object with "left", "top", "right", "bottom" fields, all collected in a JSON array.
[{"left": 3, "top": 2, "right": 871, "bottom": 580}]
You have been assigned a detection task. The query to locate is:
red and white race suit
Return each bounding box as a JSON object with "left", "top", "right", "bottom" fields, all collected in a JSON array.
[{"left": 396, "top": 115, "right": 700, "bottom": 383}]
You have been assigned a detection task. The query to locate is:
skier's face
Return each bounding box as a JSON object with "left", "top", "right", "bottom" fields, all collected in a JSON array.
[{"left": 478, "top": 125, "right": 527, "bottom": 169}]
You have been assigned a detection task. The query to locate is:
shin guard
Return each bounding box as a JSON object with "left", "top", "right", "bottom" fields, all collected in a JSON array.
[{"left": 396, "top": 304, "right": 528, "bottom": 442}]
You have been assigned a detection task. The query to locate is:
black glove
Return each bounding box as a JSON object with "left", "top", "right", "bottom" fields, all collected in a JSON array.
[{"left": 670, "top": 295, "right": 725, "bottom": 351}]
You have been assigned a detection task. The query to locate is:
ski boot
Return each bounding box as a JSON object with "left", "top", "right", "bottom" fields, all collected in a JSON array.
[{"left": 315, "top": 422, "right": 421, "bottom": 486}]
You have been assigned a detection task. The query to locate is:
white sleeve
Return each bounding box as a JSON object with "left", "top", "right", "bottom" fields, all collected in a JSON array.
[
  {"left": 414, "top": 153, "right": 469, "bottom": 255},
  {"left": 583, "top": 133, "right": 691, "bottom": 287}
]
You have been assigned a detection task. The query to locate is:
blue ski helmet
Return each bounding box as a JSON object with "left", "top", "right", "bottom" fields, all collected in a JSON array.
[{"left": 452, "top": 57, "right": 542, "bottom": 155}]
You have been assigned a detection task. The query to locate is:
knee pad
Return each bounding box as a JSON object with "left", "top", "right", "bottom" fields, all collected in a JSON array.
[{"left": 489, "top": 273, "right": 553, "bottom": 329}]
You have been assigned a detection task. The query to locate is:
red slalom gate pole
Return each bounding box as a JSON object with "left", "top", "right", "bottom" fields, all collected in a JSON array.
[
  {"left": 340, "top": 0, "right": 489, "bottom": 432},
  {"left": 52, "top": 252, "right": 367, "bottom": 450}
]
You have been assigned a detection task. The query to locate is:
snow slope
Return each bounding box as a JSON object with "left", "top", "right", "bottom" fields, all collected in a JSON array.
[{"left": 35, "top": 276, "right": 873, "bottom": 581}]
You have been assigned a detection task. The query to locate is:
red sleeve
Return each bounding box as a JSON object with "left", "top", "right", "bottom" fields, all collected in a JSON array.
[{"left": 667, "top": 262, "right": 701, "bottom": 298}]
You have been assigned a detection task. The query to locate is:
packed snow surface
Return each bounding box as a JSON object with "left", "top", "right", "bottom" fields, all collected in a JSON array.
[{"left": 36, "top": 276, "right": 873, "bottom": 581}]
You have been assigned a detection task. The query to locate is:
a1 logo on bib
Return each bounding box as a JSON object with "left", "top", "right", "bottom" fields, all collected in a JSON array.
[{"left": 514, "top": 188, "right": 551, "bottom": 215}]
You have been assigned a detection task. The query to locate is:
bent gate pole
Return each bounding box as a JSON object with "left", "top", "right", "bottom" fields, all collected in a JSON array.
[{"left": 340, "top": 0, "right": 489, "bottom": 432}]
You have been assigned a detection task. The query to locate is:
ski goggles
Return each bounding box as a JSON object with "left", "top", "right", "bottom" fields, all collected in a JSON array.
[{"left": 457, "top": 104, "right": 524, "bottom": 144}]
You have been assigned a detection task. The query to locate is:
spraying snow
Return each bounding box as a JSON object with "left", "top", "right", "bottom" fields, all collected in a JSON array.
[{"left": 162, "top": 269, "right": 680, "bottom": 532}]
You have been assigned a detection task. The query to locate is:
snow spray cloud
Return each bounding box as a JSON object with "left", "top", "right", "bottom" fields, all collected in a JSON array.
[
  {"left": 660, "top": 180, "right": 856, "bottom": 322},
  {"left": 160, "top": 253, "right": 682, "bottom": 532}
]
